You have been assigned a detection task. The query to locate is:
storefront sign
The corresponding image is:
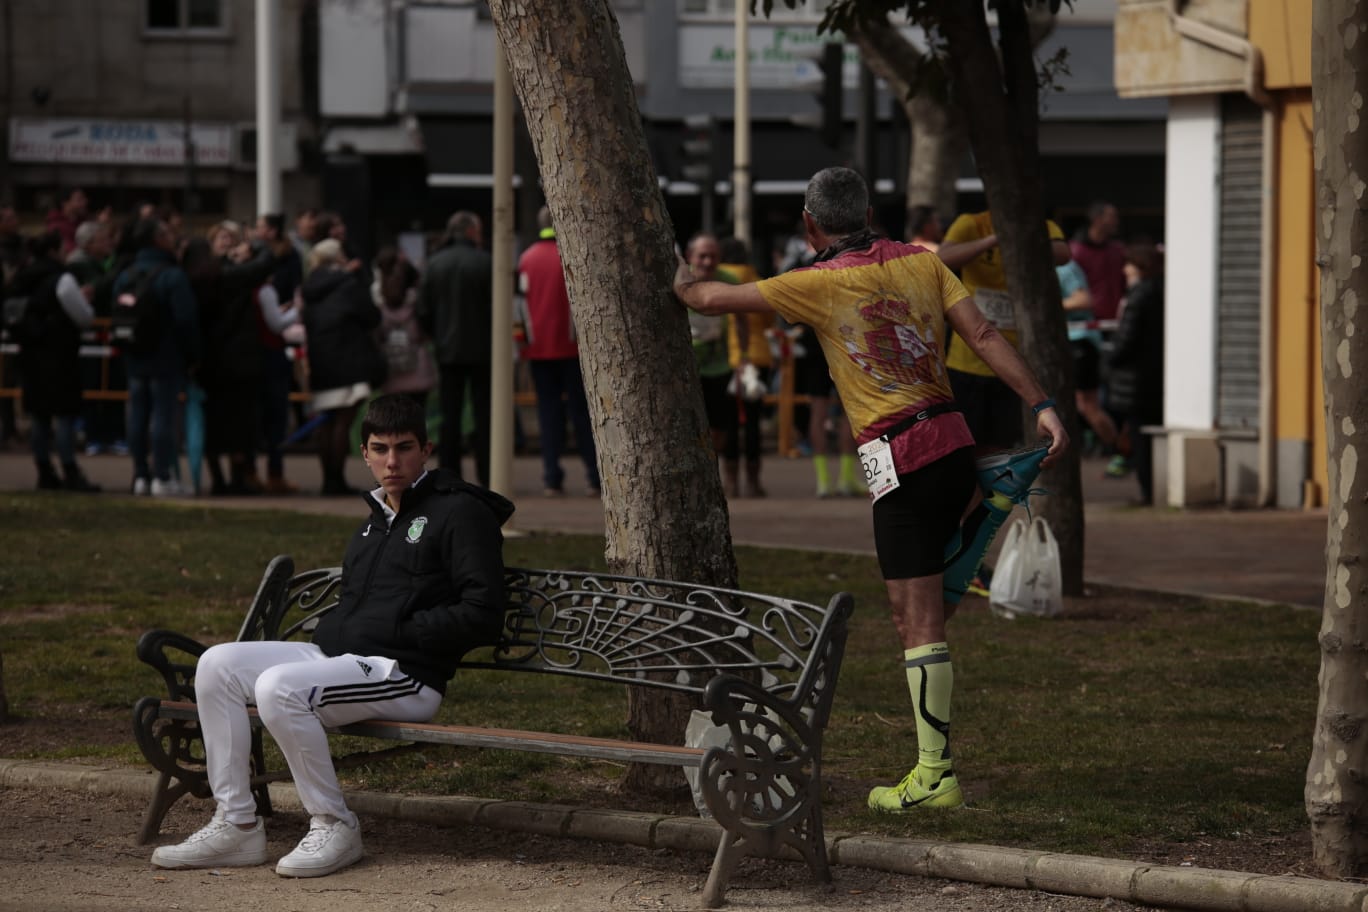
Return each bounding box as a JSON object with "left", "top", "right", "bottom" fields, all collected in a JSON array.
[
  {"left": 8, "top": 118, "right": 233, "bottom": 167},
  {"left": 678, "top": 24, "right": 924, "bottom": 90}
]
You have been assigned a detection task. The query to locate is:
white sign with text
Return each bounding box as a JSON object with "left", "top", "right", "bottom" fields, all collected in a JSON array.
[{"left": 9, "top": 118, "right": 233, "bottom": 167}]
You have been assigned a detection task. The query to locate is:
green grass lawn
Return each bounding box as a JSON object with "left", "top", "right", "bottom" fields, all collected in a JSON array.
[{"left": 0, "top": 492, "right": 1320, "bottom": 858}]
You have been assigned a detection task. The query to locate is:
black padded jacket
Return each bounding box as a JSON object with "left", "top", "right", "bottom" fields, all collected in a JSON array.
[{"left": 310, "top": 469, "right": 515, "bottom": 693}]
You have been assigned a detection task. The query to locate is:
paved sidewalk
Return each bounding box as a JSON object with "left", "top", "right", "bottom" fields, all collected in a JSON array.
[
  {"left": 1, "top": 448, "right": 1327, "bottom": 610},
  {"left": 2, "top": 760, "right": 1360, "bottom": 912}
]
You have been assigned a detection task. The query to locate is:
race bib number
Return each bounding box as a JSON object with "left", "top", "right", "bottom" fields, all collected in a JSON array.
[
  {"left": 857, "top": 436, "right": 900, "bottom": 503},
  {"left": 974, "top": 288, "right": 1016, "bottom": 330}
]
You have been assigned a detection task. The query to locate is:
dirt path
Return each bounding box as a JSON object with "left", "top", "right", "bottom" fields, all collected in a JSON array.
[{"left": 0, "top": 784, "right": 1157, "bottom": 912}]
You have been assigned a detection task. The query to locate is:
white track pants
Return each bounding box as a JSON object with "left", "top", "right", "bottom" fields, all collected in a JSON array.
[{"left": 195, "top": 640, "right": 441, "bottom": 828}]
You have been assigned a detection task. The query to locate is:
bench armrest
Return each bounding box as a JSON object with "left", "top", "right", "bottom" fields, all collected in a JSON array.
[
  {"left": 698, "top": 672, "right": 820, "bottom": 837},
  {"left": 136, "top": 628, "right": 209, "bottom": 703},
  {"left": 703, "top": 673, "right": 816, "bottom": 761}
]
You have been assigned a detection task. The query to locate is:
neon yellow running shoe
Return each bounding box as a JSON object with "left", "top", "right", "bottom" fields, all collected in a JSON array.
[{"left": 868, "top": 768, "right": 964, "bottom": 812}]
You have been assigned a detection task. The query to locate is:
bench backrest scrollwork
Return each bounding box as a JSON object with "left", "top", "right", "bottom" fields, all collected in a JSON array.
[{"left": 237, "top": 556, "right": 853, "bottom": 725}]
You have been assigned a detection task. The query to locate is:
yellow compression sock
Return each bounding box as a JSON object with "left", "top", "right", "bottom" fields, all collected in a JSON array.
[
  {"left": 905, "top": 642, "right": 953, "bottom": 776},
  {"left": 839, "top": 453, "right": 866, "bottom": 492},
  {"left": 813, "top": 455, "right": 830, "bottom": 494}
]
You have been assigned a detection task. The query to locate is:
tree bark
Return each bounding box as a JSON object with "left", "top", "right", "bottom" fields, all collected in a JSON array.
[
  {"left": 1307, "top": 0, "right": 1368, "bottom": 876},
  {"left": 0, "top": 649, "right": 7, "bottom": 722},
  {"left": 486, "top": 0, "right": 739, "bottom": 791},
  {"left": 931, "top": 0, "right": 1085, "bottom": 595}
]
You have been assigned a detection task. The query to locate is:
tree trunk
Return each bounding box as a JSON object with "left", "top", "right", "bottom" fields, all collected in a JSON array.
[
  {"left": 486, "top": 1, "right": 739, "bottom": 791},
  {"left": 847, "top": 23, "right": 964, "bottom": 224},
  {"left": 933, "top": 0, "right": 1084, "bottom": 595},
  {"left": 1307, "top": 0, "right": 1368, "bottom": 876},
  {"left": 0, "top": 649, "right": 7, "bottom": 722}
]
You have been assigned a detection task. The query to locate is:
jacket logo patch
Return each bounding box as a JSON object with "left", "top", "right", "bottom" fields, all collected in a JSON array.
[
  {"left": 357, "top": 660, "right": 373, "bottom": 677},
  {"left": 406, "top": 516, "right": 429, "bottom": 544}
]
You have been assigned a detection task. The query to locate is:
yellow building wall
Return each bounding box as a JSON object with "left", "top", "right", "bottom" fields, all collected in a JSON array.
[
  {"left": 1248, "top": 0, "right": 1312, "bottom": 90},
  {"left": 1271, "top": 91, "right": 1324, "bottom": 506}
]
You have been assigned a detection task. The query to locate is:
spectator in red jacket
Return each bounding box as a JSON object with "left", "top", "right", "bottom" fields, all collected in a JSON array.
[{"left": 515, "top": 206, "right": 600, "bottom": 497}]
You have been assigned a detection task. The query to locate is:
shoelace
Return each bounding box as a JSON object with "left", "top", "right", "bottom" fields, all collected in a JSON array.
[
  {"left": 296, "top": 822, "right": 336, "bottom": 854},
  {"left": 185, "top": 817, "right": 233, "bottom": 844}
]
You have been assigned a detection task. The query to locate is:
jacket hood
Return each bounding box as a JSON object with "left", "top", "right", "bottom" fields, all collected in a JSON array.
[{"left": 430, "top": 469, "right": 516, "bottom": 525}]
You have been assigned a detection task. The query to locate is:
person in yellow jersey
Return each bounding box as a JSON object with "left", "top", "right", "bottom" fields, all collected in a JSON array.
[
  {"left": 718, "top": 237, "right": 774, "bottom": 497},
  {"left": 937, "top": 210, "right": 1072, "bottom": 453},
  {"left": 675, "top": 168, "right": 1068, "bottom": 814}
]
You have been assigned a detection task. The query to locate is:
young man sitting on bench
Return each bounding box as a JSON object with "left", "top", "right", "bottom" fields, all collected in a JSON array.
[{"left": 149, "top": 394, "right": 515, "bottom": 878}]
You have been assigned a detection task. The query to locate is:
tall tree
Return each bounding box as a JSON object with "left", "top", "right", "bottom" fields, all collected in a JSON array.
[
  {"left": 847, "top": 7, "right": 1056, "bottom": 236},
  {"left": 793, "top": 0, "right": 1084, "bottom": 594},
  {"left": 1307, "top": 0, "right": 1368, "bottom": 876},
  {"left": 484, "top": 1, "right": 738, "bottom": 790},
  {"left": 846, "top": 22, "right": 965, "bottom": 225}
]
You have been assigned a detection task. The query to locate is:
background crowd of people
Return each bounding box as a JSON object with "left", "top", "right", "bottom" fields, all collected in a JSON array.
[
  {"left": 0, "top": 188, "right": 1163, "bottom": 506},
  {"left": 0, "top": 189, "right": 421, "bottom": 497}
]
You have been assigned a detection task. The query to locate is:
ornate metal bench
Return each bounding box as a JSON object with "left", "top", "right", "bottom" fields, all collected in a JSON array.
[{"left": 133, "top": 554, "right": 854, "bottom": 907}]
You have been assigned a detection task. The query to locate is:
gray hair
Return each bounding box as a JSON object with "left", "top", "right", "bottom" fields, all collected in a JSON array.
[
  {"left": 74, "top": 220, "right": 105, "bottom": 251},
  {"left": 803, "top": 167, "right": 869, "bottom": 236}
]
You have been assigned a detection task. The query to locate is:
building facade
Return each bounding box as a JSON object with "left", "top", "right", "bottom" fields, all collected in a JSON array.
[
  {"left": 321, "top": 0, "right": 1166, "bottom": 263},
  {"left": 0, "top": 1, "right": 1180, "bottom": 355},
  {"left": 0, "top": 0, "right": 318, "bottom": 227},
  {"left": 1115, "top": 0, "right": 1317, "bottom": 508}
]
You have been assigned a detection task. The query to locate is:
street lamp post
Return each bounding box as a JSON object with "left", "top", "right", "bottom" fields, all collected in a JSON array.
[
  {"left": 732, "top": 3, "right": 751, "bottom": 246},
  {"left": 254, "top": 0, "right": 282, "bottom": 214}
]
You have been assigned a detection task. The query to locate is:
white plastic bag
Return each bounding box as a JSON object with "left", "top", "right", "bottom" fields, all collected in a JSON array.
[
  {"left": 682, "top": 708, "right": 795, "bottom": 818},
  {"left": 683, "top": 710, "right": 733, "bottom": 817},
  {"left": 726, "top": 363, "right": 767, "bottom": 401},
  {"left": 989, "top": 516, "right": 1063, "bottom": 619}
]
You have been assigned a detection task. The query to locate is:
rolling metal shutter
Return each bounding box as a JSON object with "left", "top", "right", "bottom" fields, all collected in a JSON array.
[{"left": 1215, "top": 94, "right": 1263, "bottom": 430}]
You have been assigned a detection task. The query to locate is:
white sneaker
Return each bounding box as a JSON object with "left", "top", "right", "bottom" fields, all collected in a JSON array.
[
  {"left": 150, "top": 813, "right": 267, "bottom": 869},
  {"left": 150, "top": 478, "right": 181, "bottom": 497},
  {"left": 275, "top": 817, "right": 364, "bottom": 878},
  {"left": 132, "top": 477, "right": 150, "bottom": 496}
]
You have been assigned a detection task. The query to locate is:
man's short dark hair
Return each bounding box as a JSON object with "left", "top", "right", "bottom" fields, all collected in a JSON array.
[
  {"left": 259, "top": 213, "right": 285, "bottom": 237},
  {"left": 131, "top": 217, "right": 165, "bottom": 250},
  {"left": 685, "top": 231, "right": 718, "bottom": 256},
  {"left": 803, "top": 167, "right": 868, "bottom": 236},
  {"left": 1086, "top": 200, "right": 1115, "bottom": 222},
  {"left": 445, "top": 210, "right": 480, "bottom": 244},
  {"left": 362, "top": 394, "right": 429, "bottom": 448},
  {"left": 908, "top": 206, "right": 938, "bottom": 237}
]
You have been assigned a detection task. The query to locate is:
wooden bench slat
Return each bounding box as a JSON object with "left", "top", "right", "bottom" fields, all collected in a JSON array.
[{"left": 156, "top": 701, "right": 706, "bottom": 768}]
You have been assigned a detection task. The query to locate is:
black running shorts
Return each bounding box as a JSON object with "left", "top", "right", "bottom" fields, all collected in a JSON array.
[
  {"left": 871, "top": 445, "right": 978, "bottom": 580},
  {"left": 948, "top": 368, "right": 1022, "bottom": 450}
]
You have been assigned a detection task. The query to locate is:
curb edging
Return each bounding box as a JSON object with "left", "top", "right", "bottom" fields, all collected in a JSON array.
[{"left": 2, "top": 759, "right": 1362, "bottom": 912}]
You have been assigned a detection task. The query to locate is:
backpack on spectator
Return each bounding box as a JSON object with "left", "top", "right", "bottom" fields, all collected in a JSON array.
[{"left": 111, "top": 265, "right": 167, "bottom": 357}]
